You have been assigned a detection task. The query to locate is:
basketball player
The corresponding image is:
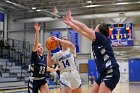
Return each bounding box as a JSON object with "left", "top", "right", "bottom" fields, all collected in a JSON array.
[
  {"left": 28, "top": 23, "right": 59, "bottom": 93},
  {"left": 47, "top": 36, "right": 82, "bottom": 93},
  {"left": 63, "top": 10, "right": 120, "bottom": 93}
]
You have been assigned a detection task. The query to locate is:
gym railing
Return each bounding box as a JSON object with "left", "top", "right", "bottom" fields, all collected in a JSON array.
[
  {"left": 0, "top": 38, "right": 33, "bottom": 80},
  {"left": 0, "top": 38, "right": 51, "bottom": 81}
]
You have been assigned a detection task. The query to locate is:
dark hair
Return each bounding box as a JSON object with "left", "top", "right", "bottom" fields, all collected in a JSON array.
[{"left": 98, "top": 23, "right": 109, "bottom": 37}]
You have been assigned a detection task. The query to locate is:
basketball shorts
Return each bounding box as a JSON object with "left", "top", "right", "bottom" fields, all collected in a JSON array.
[
  {"left": 60, "top": 70, "right": 82, "bottom": 90},
  {"left": 28, "top": 77, "right": 47, "bottom": 93},
  {"left": 95, "top": 67, "right": 120, "bottom": 91}
]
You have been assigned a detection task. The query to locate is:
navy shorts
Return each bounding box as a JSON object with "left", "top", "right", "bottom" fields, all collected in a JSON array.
[
  {"left": 28, "top": 78, "right": 47, "bottom": 93},
  {"left": 95, "top": 67, "right": 120, "bottom": 91}
]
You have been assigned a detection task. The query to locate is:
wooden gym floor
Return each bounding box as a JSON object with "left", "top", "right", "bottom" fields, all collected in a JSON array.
[{"left": 0, "top": 82, "right": 140, "bottom": 93}]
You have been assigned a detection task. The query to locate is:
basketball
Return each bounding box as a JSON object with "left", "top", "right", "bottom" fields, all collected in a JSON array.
[{"left": 46, "top": 37, "right": 59, "bottom": 50}]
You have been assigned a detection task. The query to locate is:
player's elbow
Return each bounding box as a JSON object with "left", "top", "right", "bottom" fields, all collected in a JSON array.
[
  {"left": 47, "top": 60, "right": 55, "bottom": 67},
  {"left": 47, "top": 62, "right": 52, "bottom": 67}
]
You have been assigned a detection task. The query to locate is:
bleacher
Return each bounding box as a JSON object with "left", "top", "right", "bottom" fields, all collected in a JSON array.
[
  {"left": 0, "top": 58, "right": 27, "bottom": 90},
  {"left": 0, "top": 39, "right": 31, "bottom": 90},
  {"left": 0, "top": 38, "right": 58, "bottom": 90}
]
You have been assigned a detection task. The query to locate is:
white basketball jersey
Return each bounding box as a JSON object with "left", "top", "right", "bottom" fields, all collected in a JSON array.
[{"left": 51, "top": 48, "right": 77, "bottom": 72}]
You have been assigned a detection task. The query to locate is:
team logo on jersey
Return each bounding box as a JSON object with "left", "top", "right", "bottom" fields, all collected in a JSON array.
[{"left": 59, "top": 54, "right": 71, "bottom": 61}]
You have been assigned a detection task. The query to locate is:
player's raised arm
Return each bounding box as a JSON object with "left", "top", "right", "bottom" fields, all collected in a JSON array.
[
  {"left": 46, "top": 36, "right": 59, "bottom": 67},
  {"left": 32, "top": 23, "right": 41, "bottom": 52},
  {"left": 46, "top": 50, "right": 55, "bottom": 67},
  {"left": 53, "top": 36, "right": 75, "bottom": 54},
  {"left": 63, "top": 10, "right": 96, "bottom": 41}
]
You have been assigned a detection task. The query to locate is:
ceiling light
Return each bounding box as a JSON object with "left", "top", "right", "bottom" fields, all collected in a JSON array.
[
  {"left": 5, "top": 0, "right": 12, "bottom": 3},
  {"left": 32, "top": 7, "right": 36, "bottom": 10},
  {"left": 116, "top": 2, "right": 129, "bottom": 5},
  {"left": 36, "top": 9, "right": 42, "bottom": 12},
  {"left": 84, "top": 1, "right": 140, "bottom": 8},
  {"left": 5, "top": 0, "right": 10, "bottom": 3},
  {"left": 84, "top": 4, "right": 102, "bottom": 8},
  {"left": 87, "top": 1, "right": 92, "bottom": 4}
]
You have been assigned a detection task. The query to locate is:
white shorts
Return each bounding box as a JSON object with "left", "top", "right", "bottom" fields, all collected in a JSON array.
[{"left": 60, "top": 70, "right": 81, "bottom": 90}]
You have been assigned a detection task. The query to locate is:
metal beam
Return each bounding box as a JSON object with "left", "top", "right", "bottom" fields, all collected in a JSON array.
[
  {"left": 18, "top": 17, "right": 59, "bottom": 23},
  {"left": 17, "top": 11, "right": 140, "bottom": 23}
]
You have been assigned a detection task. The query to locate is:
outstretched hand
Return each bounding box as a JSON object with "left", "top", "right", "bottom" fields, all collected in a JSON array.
[
  {"left": 63, "top": 17, "right": 73, "bottom": 26},
  {"left": 67, "top": 9, "right": 73, "bottom": 20},
  {"left": 34, "top": 23, "right": 41, "bottom": 32},
  {"left": 63, "top": 9, "right": 73, "bottom": 26}
]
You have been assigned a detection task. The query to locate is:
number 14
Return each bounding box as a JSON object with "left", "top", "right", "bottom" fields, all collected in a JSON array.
[{"left": 62, "top": 59, "right": 70, "bottom": 68}]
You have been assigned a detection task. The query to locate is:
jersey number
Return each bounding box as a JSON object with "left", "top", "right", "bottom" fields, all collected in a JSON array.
[
  {"left": 39, "top": 66, "right": 45, "bottom": 74},
  {"left": 62, "top": 59, "right": 70, "bottom": 68}
]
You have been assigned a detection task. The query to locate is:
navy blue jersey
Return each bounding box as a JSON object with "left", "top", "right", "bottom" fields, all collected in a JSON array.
[
  {"left": 29, "top": 51, "right": 47, "bottom": 77},
  {"left": 92, "top": 32, "right": 119, "bottom": 73}
]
